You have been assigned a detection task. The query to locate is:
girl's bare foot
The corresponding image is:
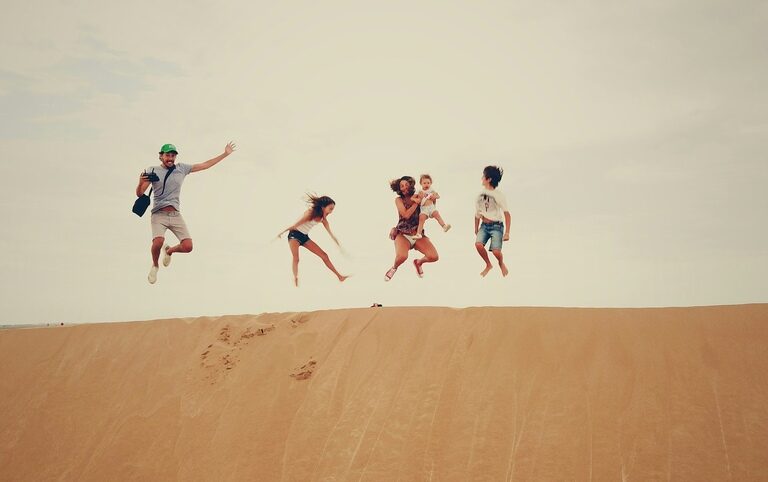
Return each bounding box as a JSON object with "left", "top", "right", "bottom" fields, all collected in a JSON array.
[
  {"left": 480, "top": 264, "right": 493, "bottom": 277},
  {"left": 500, "top": 263, "right": 509, "bottom": 277}
]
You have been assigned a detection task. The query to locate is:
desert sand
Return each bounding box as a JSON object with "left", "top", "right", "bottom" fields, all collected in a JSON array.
[{"left": 1, "top": 305, "right": 767, "bottom": 481}]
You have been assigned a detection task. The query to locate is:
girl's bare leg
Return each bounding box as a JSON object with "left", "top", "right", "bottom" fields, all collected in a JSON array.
[
  {"left": 304, "top": 240, "right": 348, "bottom": 282},
  {"left": 289, "top": 239, "right": 301, "bottom": 286}
]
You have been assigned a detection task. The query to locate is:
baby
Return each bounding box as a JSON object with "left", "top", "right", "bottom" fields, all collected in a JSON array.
[{"left": 412, "top": 174, "right": 450, "bottom": 239}]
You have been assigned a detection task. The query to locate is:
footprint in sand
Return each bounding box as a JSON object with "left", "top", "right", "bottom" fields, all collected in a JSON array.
[
  {"left": 290, "top": 359, "right": 317, "bottom": 380},
  {"left": 240, "top": 324, "right": 276, "bottom": 340},
  {"left": 218, "top": 326, "right": 232, "bottom": 344},
  {"left": 200, "top": 344, "right": 214, "bottom": 362},
  {"left": 290, "top": 314, "right": 309, "bottom": 328},
  {"left": 222, "top": 353, "right": 237, "bottom": 370},
  {"left": 233, "top": 324, "right": 276, "bottom": 347}
]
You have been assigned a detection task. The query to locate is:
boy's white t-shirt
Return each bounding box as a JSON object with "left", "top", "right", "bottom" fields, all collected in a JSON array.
[{"left": 475, "top": 188, "right": 509, "bottom": 222}]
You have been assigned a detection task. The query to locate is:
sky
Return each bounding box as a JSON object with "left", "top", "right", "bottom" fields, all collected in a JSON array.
[{"left": 1, "top": 0, "right": 766, "bottom": 325}]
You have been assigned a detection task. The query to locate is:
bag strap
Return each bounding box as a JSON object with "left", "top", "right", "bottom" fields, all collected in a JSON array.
[{"left": 157, "top": 165, "right": 176, "bottom": 196}]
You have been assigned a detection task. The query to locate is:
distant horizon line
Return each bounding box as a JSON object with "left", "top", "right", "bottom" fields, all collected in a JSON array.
[{"left": 3, "top": 302, "right": 767, "bottom": 329}]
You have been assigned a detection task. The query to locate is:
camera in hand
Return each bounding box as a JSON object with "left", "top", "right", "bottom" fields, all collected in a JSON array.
[{"left": 143, "top": 171, "right": 160, "bottom": 182}]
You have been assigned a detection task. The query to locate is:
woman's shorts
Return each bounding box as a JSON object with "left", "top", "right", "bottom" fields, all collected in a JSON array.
[
  {"left": 476, "top": 221, "right": 504, "bottom": 251},
  {"left": 402, "top": 233, "right": 418, "bottom": 248},
  {"left": 287, "top": 230, "right": 310, "bottom": 246}
]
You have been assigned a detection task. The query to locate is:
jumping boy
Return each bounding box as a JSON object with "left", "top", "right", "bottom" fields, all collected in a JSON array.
[{"left": 474, "top": 165, "right": 511, "bottom": 277}]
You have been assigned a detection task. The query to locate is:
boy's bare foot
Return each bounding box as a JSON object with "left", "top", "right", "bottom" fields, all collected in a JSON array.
[
  {"left": 480, "top": 264, "right": 493, "bottom": 277},
  {"left": 500, "top": 263, "right": 509, "bottom": 277},
  {"left": 338, "top": 275, "right": 350, "bottom": 282}
]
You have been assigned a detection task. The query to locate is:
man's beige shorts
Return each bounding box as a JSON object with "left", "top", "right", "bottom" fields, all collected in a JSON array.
[{"left": 151, "top": 211, "right": 191, "bottom": 241}]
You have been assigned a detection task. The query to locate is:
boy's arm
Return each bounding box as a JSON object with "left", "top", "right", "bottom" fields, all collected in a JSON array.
[
  {"left": 190, "top": 141, "right": 236, "bottom": 173},
  {"left": 503, "top": 211, "right": 511, "bottom": 241},
  {"left": 474, "top": 216, "right": 480, "bottom": 235}
]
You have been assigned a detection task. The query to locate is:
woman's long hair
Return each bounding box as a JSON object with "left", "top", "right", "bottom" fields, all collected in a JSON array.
[
  {"left": 306, "top": 194, "right": 335, "bottom": 219},
  {"left": 389, "top": 176, "right": 415, "bottom": 197}
]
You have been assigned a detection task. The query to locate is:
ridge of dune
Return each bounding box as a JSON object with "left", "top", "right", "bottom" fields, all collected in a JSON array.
[{"left": 1, "top": 305, "right": 767, "bottom": 481}]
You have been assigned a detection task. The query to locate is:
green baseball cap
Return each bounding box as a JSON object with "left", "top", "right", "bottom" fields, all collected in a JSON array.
[{"left": 159, "top": 143, "right": 178, "bottom": 154}]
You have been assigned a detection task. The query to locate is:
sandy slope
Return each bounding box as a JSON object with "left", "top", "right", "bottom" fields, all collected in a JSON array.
[{"left": 1, "top": 305, "right": 767, "bottom": 481}]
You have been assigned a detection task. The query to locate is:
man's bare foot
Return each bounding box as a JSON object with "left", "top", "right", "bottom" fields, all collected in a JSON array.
[
  {"left": 338, "top": 275, "right": 350, "bottom": 282},
  {"left": 480, "top": 264, "right": 493, "bottom": 277},
  {"left": 500, "top": 263, "right": 509, "bottom": 277}
]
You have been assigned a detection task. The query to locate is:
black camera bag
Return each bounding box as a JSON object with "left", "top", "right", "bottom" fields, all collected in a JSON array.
[{"left": 132, "top": 166, "right": 175, "bottom": 217}]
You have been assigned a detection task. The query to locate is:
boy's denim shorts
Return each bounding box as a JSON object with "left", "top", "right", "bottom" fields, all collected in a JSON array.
[{"left": 476, "top": 221, "right": 504, "bottom": 251}]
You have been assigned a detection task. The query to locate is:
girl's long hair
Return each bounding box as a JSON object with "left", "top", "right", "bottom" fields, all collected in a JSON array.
[
  {"left": 389, "top": 176, "right": 415, "bottom": 197},
  {"left": 306, "top": 194, "right": 335, "bottom": 219}
]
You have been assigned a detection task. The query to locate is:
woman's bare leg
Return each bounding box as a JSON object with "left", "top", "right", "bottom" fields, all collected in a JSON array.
[
  {"left": 385, "top": 235, "right": 411, "bottom": 280},
  {"left": 413, "top": 236, "right": 439, "bottom": 275}
]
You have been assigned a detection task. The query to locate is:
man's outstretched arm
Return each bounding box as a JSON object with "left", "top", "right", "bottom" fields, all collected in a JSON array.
[{"left": 191, "top": 141, "right": 237, "bottom": 173}]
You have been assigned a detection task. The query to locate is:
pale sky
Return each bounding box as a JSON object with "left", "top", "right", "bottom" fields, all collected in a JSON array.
[{"left": 1, "top": 1, "right": 766, "bottom": 325}]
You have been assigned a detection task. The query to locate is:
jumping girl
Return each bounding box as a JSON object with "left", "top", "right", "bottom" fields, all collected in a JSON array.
[{"left": 277, "top": 195, "right": 349, "bottom": 286}]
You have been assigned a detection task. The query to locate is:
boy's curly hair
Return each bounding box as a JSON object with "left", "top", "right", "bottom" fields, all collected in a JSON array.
[{"left": 483, "top": 166, "right": 504, "bottom": 188}]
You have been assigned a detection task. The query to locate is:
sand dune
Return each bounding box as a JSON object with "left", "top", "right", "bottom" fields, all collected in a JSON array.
[{"left": 1, "top": 305, "right": 767, "bottom": 481}]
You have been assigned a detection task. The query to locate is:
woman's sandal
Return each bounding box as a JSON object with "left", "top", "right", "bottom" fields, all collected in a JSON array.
[
  {"left": 414, "top": 260, "right": 424, "bottom": 278},
  {"left": 384, "top": 267, "right": 397, "bottom": 281}
]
